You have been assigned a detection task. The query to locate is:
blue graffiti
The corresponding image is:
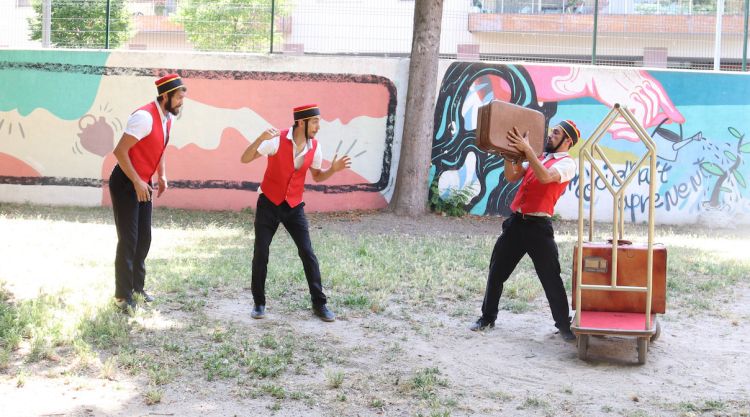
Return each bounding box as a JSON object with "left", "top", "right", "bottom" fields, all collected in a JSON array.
[
  {"left": 569, "top": 126, "right": 749, "bottom": 222},
  {"left": 431, "top": 62, "right": 558, "bottom": 216}
]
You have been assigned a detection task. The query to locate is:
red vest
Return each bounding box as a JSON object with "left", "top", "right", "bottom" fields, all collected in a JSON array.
[
  {"left": 260, "top": 130, "right": 318, "bottom": 208},
  {"left": 510, "top": 155, "right": 571, "bottom": 216},
  {"left": 128, "top": 102, "right": 170, "bottom": 182}
]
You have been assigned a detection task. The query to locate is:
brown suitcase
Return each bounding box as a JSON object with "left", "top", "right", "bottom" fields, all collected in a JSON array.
[
  {"left": 572, "top": 241, "right": 667, "bottom": 314},
  {"left": 475, "top": 100, "right": 545, "bottom": 160}
]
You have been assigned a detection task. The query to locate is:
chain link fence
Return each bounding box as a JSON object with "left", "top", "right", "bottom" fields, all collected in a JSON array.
[{"left": 1, "top": 0, "right": 748, "bottom": 71}]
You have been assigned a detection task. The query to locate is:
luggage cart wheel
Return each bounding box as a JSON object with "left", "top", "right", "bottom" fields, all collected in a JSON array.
[
  {"left": 650, "top": 321, "right": 661, "bottom": 343},
  {"left": 577, "top": 334, "right": 589, "bottom": 360},
  {"left": 637, "top": 337, "right": 648, "bottom": 364}
]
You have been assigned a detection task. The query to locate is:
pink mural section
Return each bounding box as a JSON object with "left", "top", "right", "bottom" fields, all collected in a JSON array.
[
  {"left": 0, "top": 153, "right": 40, "bottom": 177},
  {"left": 475, "top": 65, "right": 685, "bottom": 141},
  {"left": 101, "top": 128, "right": 387, "bottom": 211},
  {"left": 181, "top": 77, "right": 390, "bottom": 127},
  {"left": 100, "top": 70, "right": 393, "bottom": 212}
]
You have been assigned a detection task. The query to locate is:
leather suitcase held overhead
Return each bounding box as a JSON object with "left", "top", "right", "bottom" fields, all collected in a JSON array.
[
  {"left": 475, "top": 100, "right": 545, "bottom": 160},
  {"left": 572, "top": 241, "right": 667, "bottom": 314}
]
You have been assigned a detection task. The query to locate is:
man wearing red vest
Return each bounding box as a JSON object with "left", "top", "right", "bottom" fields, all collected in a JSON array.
[
  {"left": 240, "top": 104, "right": 351, "bottom": 322},
  {"left": 470, "top": 120, "right": 581, "bottom": 342},
  {"left": 110, "top": 74, "right": 186, "bottom": 312}
]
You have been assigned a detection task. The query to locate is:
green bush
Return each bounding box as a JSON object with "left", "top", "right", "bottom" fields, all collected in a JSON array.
[
  {"left": 0, "top": 283, "right": 25, "bottom": 353},
  {"left": 176, "top": 0, "right": 287, "bottom": 52},
  {"left": 429, "top": 182, "right": 473, "bottom": 217},
  {"left": 29, "top": 0, "right": 131, "bottom": 49}
]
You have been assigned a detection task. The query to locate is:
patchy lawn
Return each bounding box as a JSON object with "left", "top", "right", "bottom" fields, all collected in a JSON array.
[{"left": 1, "top": 203, "right": 749, "bottom": 417}]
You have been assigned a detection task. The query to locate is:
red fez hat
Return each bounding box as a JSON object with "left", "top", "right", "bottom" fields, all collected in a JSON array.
[
  {"left": 558, "top": 119, "right": 581, "bottom": 146},
  {"left": 155, "top": 73, "right": 184, "bottom": 95},
  {"left": 293, "top": 104, "right": 320, "bottom": 121}
]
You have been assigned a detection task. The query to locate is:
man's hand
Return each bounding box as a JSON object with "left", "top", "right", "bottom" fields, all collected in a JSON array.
[
  {"left": 309, "top": 155, "right": 351, "bottom": 182},
  {"left": 156, "top": 175, "right": 168, "bottom": 198},
  {"left": 241, "top": 127, "right": 280, "bottom": 164},
  {"left": 134, "top": 179, "right": 153, "bottom": 202},
  {"left": 507, "top": 127, "right": 535, "bottom": 159},
  {"left": 330, "top": 154, "right": 352, "bottom": 172},
  {"left": 259, "top": 127, "right": 280, "bottom": 141},
  {"left": 551, "top": 68, "right": 684, "bottom": 141}
]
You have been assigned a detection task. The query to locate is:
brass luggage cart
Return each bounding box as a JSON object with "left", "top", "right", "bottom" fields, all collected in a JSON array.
[{"left": 572, "top": 104, "right": 666, "bottom": 365}]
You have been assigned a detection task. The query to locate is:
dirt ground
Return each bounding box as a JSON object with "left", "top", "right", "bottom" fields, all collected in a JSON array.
[{"left": 2, "top": 212, "right": 749, "bottom": 417}]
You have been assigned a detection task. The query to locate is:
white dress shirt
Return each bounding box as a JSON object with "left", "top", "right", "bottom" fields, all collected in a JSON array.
[
  {"left": 123, "top": 101, "right": 171, "bottom": 143},
  {"left": 257, "top": 127, "right": 323, "bottom": 170},
  {"left": 521, "top": 152, "right": 577, "bottom": 183}
]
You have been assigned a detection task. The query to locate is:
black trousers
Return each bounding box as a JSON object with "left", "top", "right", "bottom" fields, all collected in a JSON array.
[
  {"left": 481, "top": 214, "right": 571, "bottom": 330},
  {"left": 251, "top": 194, "right": 327, "bottom": 307},
  {"left": 110, "top": 165, "right": 152, "bottom": 300}
]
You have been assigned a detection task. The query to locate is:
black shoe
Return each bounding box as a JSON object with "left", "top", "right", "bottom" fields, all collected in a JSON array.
[
  {"left": 114, "top": 297, "right": 137, "bottom": 314},
  {"left": 469, "top": 318, "right": 495, "bottom": 331},
  {"left": 559, "top": 327, "right": 576, "bottom": 342},
  {"left": 135, "top": 290, "right": 155, "bottom": 303},
  {"left": 251, "top": 305, "right": 266, "bottom": 319},
  {"left": 313, "top": 305, "right": 335, "bottom": 322}
]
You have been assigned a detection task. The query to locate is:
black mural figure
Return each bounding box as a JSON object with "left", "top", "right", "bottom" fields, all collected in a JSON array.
[{"left": 431, "top": 62, "right": 559, "bottom": 216}]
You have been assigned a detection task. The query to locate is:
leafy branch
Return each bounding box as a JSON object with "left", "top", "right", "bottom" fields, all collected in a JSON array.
[{"left": 700, "top": 127, "right": 748, "bottom": 208}]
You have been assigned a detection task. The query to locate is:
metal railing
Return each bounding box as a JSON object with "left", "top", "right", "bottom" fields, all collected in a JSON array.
[{"left": 0, "top": 0, "right": 748, "bottom": 71}]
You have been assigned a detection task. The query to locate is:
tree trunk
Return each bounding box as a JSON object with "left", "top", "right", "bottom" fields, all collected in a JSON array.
[{"left": 390, "top": 0, "right": 444, "bottom": 217}]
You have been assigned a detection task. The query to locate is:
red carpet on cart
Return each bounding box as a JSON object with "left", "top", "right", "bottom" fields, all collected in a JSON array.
[{"left": 579, "top": 311, "right": 656, "bottom": 331}]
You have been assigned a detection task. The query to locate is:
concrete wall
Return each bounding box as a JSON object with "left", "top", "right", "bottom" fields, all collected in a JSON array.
[
  {"left": 0, "top": 50, "right": 409, "bottom": 212},
  {"left": 431, "top": 61, "right": 750, "bottom": 225},
  {"left": 2, "top": 49, "right": 750, "bottom": 225}
]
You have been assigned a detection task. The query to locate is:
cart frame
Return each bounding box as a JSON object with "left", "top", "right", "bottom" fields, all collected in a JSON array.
[{"left": 572, "top": 103, "right": 661, "bottom": 364}]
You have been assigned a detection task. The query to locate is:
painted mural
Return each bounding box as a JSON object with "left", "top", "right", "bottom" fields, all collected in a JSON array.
[
  {"left": 3, "top": 50, "right": 750, "bottom": 224},
  {"left": 0, "top": 50, "right": 396, "bottom": 211},
  {"left": 431, "top": 61, "right": 750, "bottom": 225}
]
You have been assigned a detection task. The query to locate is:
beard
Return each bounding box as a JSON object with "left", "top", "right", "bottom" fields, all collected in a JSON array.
[
  {"left": 165, "top": 99, "right": 180, "bottom": 116},
  {"left": 544, "top": 140, "right": 557, "bottom": 153},
  {"left": 304, "top": 122, "right": 318, "bottom": 139}
]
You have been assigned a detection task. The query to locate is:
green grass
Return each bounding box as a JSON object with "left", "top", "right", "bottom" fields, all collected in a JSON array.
[
  {"left": 407, "top": 367, "right": 454, "bottom": 417},
  {"left": 261, "top": 383, "right": 287, "bottom": 399},
  {"left": 9, "top": 203, "right": 745, "bottom": 327},
  {"left": 678, "top": 399, "right": 726, "bottom": 412},
  {"left": 0, "top": 284, "right": 25, "bottom": 365},
  {"left": 1, "top": 203, "right": 750, "bottom": 415},
  {"left": 325, "top": 368, "right": 344, "bottom": 388},
  {"left": 144, "top": 387, "right": 163, "bottom": 405},
  {"left": 518, "top": 396, "right": 550, "bottom": 410},
  {"left": 370, "top": 398, "right": 385, "bottom": 408},
  {"left": 410, "top": 367, "right": 449, "bottom": 400},
  {"left": 492, "top": 390, "right": 514, "bottom": 402},
  {"left": 78, "top": 306, "right": 131, "bottom": 349},
  {"left": 2, "top": 205, "right": 749, "bottom": 349}
]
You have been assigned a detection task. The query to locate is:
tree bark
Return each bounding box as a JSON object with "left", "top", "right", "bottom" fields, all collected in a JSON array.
[{"left": 390, "top": 0, "right": 444, "bottom": 217}]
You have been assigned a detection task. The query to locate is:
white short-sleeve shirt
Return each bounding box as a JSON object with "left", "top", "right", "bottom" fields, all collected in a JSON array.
[
  {"left": 124, "top": 101, "right": 171, "bottom": 143},
  {"left": 521, "top": 152, "right": 577, "bottom": 183},
  {"left": 256, "top": 127, "right": 323, "bottom": 170}
]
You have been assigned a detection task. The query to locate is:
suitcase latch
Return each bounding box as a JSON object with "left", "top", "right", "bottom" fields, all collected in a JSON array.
[{"left": 583, "top": 256, "right": 608, "bottom": 273}]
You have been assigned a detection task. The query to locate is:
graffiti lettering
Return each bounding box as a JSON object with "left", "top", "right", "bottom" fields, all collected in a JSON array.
[{"left": 571, "top": 160, "right": 705, "bottom": 222}]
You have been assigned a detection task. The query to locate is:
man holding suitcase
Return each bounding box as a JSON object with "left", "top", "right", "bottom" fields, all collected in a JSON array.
[{"left": 470, "top": 120, "right": 580, "bottom": 342}]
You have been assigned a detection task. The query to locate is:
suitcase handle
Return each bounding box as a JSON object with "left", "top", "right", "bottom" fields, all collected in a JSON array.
[{"left": 607, "top": 239, "right": 633, "bottom": 245}]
